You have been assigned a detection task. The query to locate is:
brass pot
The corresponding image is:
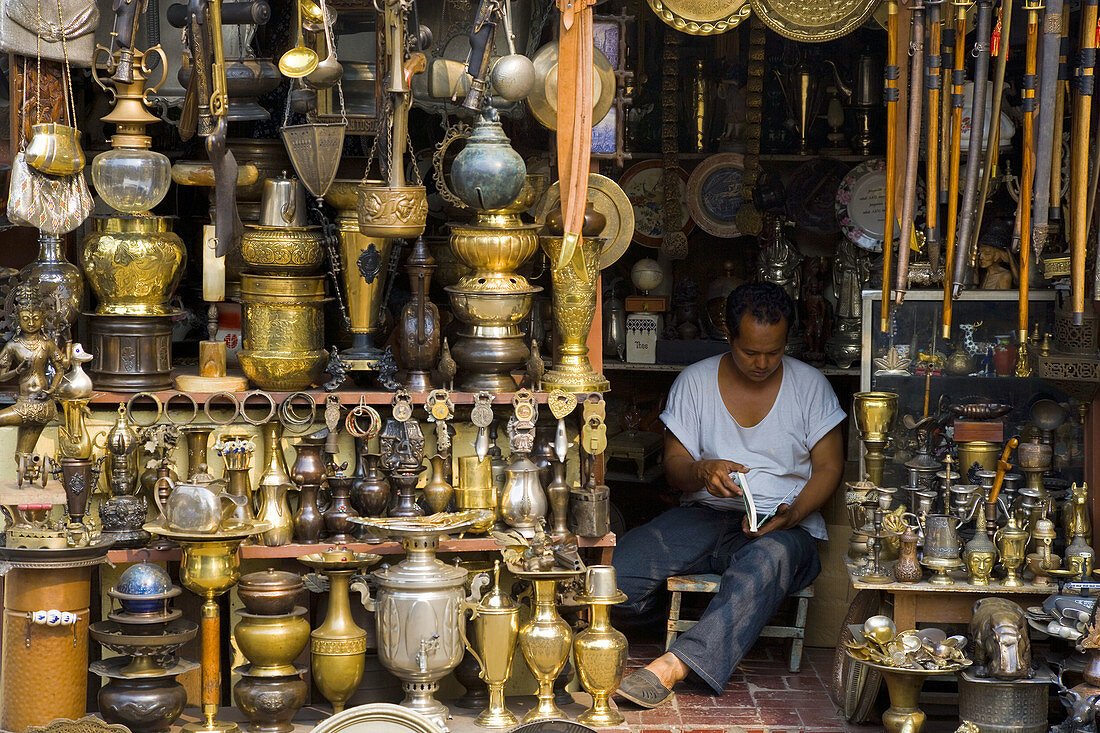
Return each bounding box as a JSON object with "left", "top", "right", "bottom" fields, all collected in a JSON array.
[
  {"left": 87, "top": 313, "right": 173, "bottom": 391},
  {"left": 233, "top": 608, "right": 311, "bottom": 676},
  {"left": 81, "top": 216, "right": 187, "bottom": 316},
  {"left": 357, "top": 183, "right": 427, "bottom": 238},
  {"left": 239, "top": 274, "right": 328, "bottom": 390},
  {"left": 233, "top": 673, "right": 308, "bottom": 733},
  {"left": 178, "top": 539, "right": 244, "bottom": 599},
  {"left": 238, "top": 569, "right": 304, "bottom": 615},
  {"left": 240, "top": 225, "right": 325, "bottom": 275},
  {"left": 445, "top": 287, "right": 541, "bottom": 327},
  {"left": 956, "top": 441, "right": 1001, "bottom": 476}
]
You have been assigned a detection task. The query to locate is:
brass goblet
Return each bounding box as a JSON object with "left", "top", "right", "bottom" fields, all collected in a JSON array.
[{"left": 853, "top": 392, "right": 898, "bottom": 486}]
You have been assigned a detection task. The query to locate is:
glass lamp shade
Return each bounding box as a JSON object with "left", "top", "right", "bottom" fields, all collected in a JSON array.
[{"left": 91, "top": 147, "right": 171, "bottom": 214}]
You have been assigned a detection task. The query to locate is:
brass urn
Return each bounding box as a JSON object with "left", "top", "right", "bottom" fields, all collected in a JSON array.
[{"left": 81, "top": 216, "right": 186, "bottom": 316}]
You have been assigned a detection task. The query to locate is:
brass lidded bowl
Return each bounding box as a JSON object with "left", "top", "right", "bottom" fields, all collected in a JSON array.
[
  {"left": 238, "top": 568, "right": 305, "bottom": 615},
  {"left": 240, "top": 224, "right": 325, "bottom": 275}
]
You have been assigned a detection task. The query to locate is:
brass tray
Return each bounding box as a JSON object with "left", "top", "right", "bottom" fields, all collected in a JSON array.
[
  {"left": 534, "top": 173, "right": 635, "bottom": 269},
  {"left": 750, "top": 0, "right": 879, "bottom": 42},
  {"left": 527, "top": 41, "right": 616, "bottom": 131},
  {"left": 647, "top": 0, "right": 751, "bottom": 35}
]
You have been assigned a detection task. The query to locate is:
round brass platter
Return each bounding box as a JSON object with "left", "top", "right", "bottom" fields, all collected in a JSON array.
[
  {"left": 534, "top": 173, "right": 635, "bottom": 269},
  {"left": 527, "top": 41, "right": 616, "bottom": 131},
  {"left": 647, "top": 0, "right": 752, "bottom": 35},
  {"left": 750, "top": 0, "right": 879, "bottom": 42}
]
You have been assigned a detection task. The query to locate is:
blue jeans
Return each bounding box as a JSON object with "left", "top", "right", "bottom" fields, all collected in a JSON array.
[{"left": 611, "top": 504, "right": 820, "bottom": 693}]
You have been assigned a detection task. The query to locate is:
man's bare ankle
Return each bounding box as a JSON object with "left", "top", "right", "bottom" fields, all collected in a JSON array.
[{"left": 646, "top": 652, "right": 689, "bottom": 688}]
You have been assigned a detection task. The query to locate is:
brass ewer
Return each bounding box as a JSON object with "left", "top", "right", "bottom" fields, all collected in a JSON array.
[
  {"left": 853, "top": 392, "right": 899, "bottom": 486},
  {"left": 471, "top": 560, "right": 519, "bottom": 729},
  {"left": 573, "top": 565, "right": 628, "bottom": 727},
  {"left": 144, "top": 521, "right": 270, "bottom": 733},
  {"left": 511, "top": 565, "right": 584, "bottom": 723},
  {"left": 299, "top": 548, "right": 382, "bottom": 713},
  {"left": 538, "top": 235, "right": 610, "bottom": 393}
]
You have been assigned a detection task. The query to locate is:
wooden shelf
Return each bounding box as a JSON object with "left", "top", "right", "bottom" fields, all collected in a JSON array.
[
  {"left": 603, "top": 361, "right": 859, "bottom": 377},
  {"left": 106, "top": 533, "right": 616, "bottom": 564}
]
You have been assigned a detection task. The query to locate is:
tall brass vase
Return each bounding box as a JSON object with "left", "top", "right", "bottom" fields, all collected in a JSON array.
[
  {"left": 539, "top": 236, "right": 609, "bottom": 392},
  {"left": 512, "top": 567, "right": 583, "bottom": 722},
  {"left": 472, "top": 562, "right": 519, "bottom": 729},
  {"left": 325, "top": 180, "right": 393, "bottom": 370},
  {"left": 574, "top": 596, "right": 627, "bottom": 725},
  {"left": 299, "top": 550, "right": 382, "bottom": 713}
]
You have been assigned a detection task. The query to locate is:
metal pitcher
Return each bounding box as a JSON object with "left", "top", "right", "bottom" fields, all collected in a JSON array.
[
  {"left": 915, "top": 513, "right": 964, "bottom": 560},
  {"left": 260, "top": 172, "right": 306, "bottom": 227},
  {"left": 152, "top": 477, "right": 248, "bottom": 533}
]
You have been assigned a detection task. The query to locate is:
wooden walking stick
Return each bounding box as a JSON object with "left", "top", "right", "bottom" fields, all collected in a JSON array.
[
  {"left": 970, "top": 0, "right": 1013, "bottom": 268},
  {"left": 925, "top": 0, "right": 944, "bottom": 274},
  {"left": 951, "top": 0, "right": 994, "bottom": 298},
  {"left": 896, "top": 0, "right": 926, "bottom": 305},
  {"left": 882, "top": 0, "right": 901, "bottom": 332},
  {"left": 942, "top": 0, "right": 968, "bottom": 338},
  {"left": 556, "top": 0, "right": 597, "bottom": 272},
  {"left": 1070, "top": 0, "right": 1098, "bottom": 324},
  {"left": 1016, "top": 0, "right": 1042, "bottom": 377}
]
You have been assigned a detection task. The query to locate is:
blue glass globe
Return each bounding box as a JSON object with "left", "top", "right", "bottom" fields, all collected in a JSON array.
[{"left": 115, "top": 563, "right": 173, "bottom": 614}]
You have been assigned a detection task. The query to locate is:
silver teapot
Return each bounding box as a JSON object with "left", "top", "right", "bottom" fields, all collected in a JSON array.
[{"left": 152, "top": 477, "right": 248, "bottom": 533}]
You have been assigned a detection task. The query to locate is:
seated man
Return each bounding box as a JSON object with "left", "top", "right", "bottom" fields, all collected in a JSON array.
[{"left": 613, "top": 282, "right": 845, "bottom": 707}]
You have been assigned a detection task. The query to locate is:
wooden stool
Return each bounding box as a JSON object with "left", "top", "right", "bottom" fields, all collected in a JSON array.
[{"left": 664, "top": 574, "right": 814, "bottom": 673}]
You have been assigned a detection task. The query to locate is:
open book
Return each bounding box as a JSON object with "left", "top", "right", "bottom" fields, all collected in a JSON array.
[{"left": 736, "top": 473, "right": 798, "bottom": 533}]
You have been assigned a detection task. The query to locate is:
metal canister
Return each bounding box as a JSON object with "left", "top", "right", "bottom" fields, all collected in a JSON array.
[
  {"left": 239, "top": 274, "right": 328, "bottom": 390},
  {"left": 87, "top": 313, "right": 173, "bottom": 390},
  {"left": 958, "top": 669, "right": 1051, "bottom": 733}
]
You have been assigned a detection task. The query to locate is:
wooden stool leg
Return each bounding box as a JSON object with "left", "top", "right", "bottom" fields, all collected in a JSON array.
[
  {"left": 788, "top": 594, "right": 810, "bottom": 673},
  {"left": 665, "top": 590, "right": 682, "bottom": 651}
]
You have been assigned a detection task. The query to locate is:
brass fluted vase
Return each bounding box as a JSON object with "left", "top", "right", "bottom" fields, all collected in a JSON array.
[
  {"left": 574, "top": 567, "right": 628, "bottom": 726},
  {"left": 539, "top": 236, "right": 609, "bottom": 392},
  {"left": 511, "top": 566, "right": 583, "bottom": 723},
  {"left": 325, "top": 180, "right": 394, "bottom": 371},
  {"left": 850, "top": 659, "right": 962, "bottom": 733},
  {"left": 299, "top": 549, "right": 382, "bottom": 713}
]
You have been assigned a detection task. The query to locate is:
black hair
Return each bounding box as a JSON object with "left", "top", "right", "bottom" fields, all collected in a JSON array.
[{"left": 724, "top": 282, "right": 794, "bottom": 339}]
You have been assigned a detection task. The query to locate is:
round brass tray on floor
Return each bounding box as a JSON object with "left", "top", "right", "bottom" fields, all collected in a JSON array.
[{"left": 646, "top": 0, "right": 751, "bottom": 35}]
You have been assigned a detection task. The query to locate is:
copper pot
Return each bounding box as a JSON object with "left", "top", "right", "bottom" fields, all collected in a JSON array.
[{"left": 238, "top": 569, "right": 304, "bottom": 616}]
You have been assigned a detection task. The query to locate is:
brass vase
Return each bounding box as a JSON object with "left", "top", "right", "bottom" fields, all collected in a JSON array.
[
  {"left": 81, "top": 216, "right": 187, "bottom": 316},
  {"left": 852, "top": 660, "right": 956, "bottom": 733},
  {"left": 539, "top": 235, "right": 609, "bottom": 392},
  {"left": 254, "top": 422, "right": 294, "bottom": 547},
  {"left": 472, "top": 561, "right": 519, "bottom": 729},
  {"left": 573, "top": 566, "right": 628, "bottom": 727},
  {"left": 181, "top": 425, "right": 216, "bottom": 480},
  {"left": 233, "top": 608, "right": 310, "bottom": 676},
  {"left": 325, "top": 179, "right": 393, "bottom": 370},
  {"left": 512, "top": 566, "right": 583, "bottom": 723},
  {"left": 423, "top": 454, "right": 453, "bottom": 513},
  {"left": 299, "top": 549, "right": 382, "bottom": 713},
  {"left": 239, "top": 274, "right": 328, "bottom": 390},
  {"left": 852, "top": 392, "right": 899, "bottom": 486},
  {"left": 217, "top": 433, "right": 257, "bottom": 525}
]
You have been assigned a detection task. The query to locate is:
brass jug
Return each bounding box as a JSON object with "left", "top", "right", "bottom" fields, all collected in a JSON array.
[{"left": 25, "top": 123, "right": 86, "bottom": 175}]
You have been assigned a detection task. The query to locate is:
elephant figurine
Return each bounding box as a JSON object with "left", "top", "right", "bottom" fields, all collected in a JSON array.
[{"left": 969, "top": 597, "right": 1031, "bottom": 680}]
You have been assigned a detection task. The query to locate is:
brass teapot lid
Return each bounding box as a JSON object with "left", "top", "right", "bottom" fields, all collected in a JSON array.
[{"left": 239, "top": 568, "right": 304, "bottom": 593}]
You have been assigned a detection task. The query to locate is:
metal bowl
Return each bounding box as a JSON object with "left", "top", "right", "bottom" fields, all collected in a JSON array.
[{"left": 445, "top": 286, "right": 541, "bottom": 328}]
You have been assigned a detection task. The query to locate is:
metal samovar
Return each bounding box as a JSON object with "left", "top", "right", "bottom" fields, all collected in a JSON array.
[{"left": 351, "top": 511, "right": 492, "bottom": 731}]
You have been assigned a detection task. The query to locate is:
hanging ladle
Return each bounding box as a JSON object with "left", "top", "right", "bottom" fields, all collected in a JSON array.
[
  {"left": 301, "top": 0, "right": 334, "bottom": 32},
  {"left": 303, "top": 0, "right": 342, "bottom": 90},
  {"left": 279, "top": 0, "right": 319, "bottom": 78}
]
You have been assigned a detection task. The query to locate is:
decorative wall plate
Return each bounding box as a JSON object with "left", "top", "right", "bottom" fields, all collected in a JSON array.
[
  {"left": 686, "top": 153, "right": 745, "bottom": 237},
  {"left": 835, "top": 158, "right": 891, "bottom": 252},
  {"left": 646, "top": 0, "right": 752, "bottom": 35},
  {"left": 535, "top": 173, "right": 636, "bottom": 269},
  {"left": 750, "top": 0, "right": 879, "bottom": 42},
  {"left": 618, "top": 159, "right": 695, "bottom": 248}
]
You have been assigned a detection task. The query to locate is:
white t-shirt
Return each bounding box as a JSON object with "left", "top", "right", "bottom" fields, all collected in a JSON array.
[{"left": 658, "top": 354, "right": 846, "bottom": 540}]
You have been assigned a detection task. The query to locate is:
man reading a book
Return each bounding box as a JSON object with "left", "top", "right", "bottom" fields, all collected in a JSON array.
[{"left": 613, "top": 282, "right": 846, "bottom": 708}]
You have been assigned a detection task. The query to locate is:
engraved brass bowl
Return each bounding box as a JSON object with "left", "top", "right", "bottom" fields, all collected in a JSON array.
[
  {"left": 447, "top": 222, "right": 541, "bottom": 282},
  {"left": 325, "top": 178, "right": 381, "bottom": 214},
  {"left": 445, "top": 287, "right": 542, "bottom": 328},
  {"left": 357, "top": 183, "right": 427, "bottom": 238},
  {"left": 239, "top": 274, "right": 328, "bottom": 390},
  {"left": 81, "top": 216, "right": 187, "bottom": 316},
  {"left": 239, "top": 224, "right": 325, "bottom": 275}
]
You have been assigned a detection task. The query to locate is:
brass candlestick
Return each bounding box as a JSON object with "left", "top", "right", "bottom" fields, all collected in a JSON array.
[
  {"left": 853, "top": 392, "right": 898, "bottom": 486},
  {"left": 510, "top": 566, "right": 583, "bottom": 723},
  {"left": 144, "top": 522, "right": 269, "bottom": 733}
]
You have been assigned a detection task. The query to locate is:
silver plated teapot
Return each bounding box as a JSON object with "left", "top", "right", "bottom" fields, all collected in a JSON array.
[{"left": 152, "top": 477, "right": 248, "bottom": 534}]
